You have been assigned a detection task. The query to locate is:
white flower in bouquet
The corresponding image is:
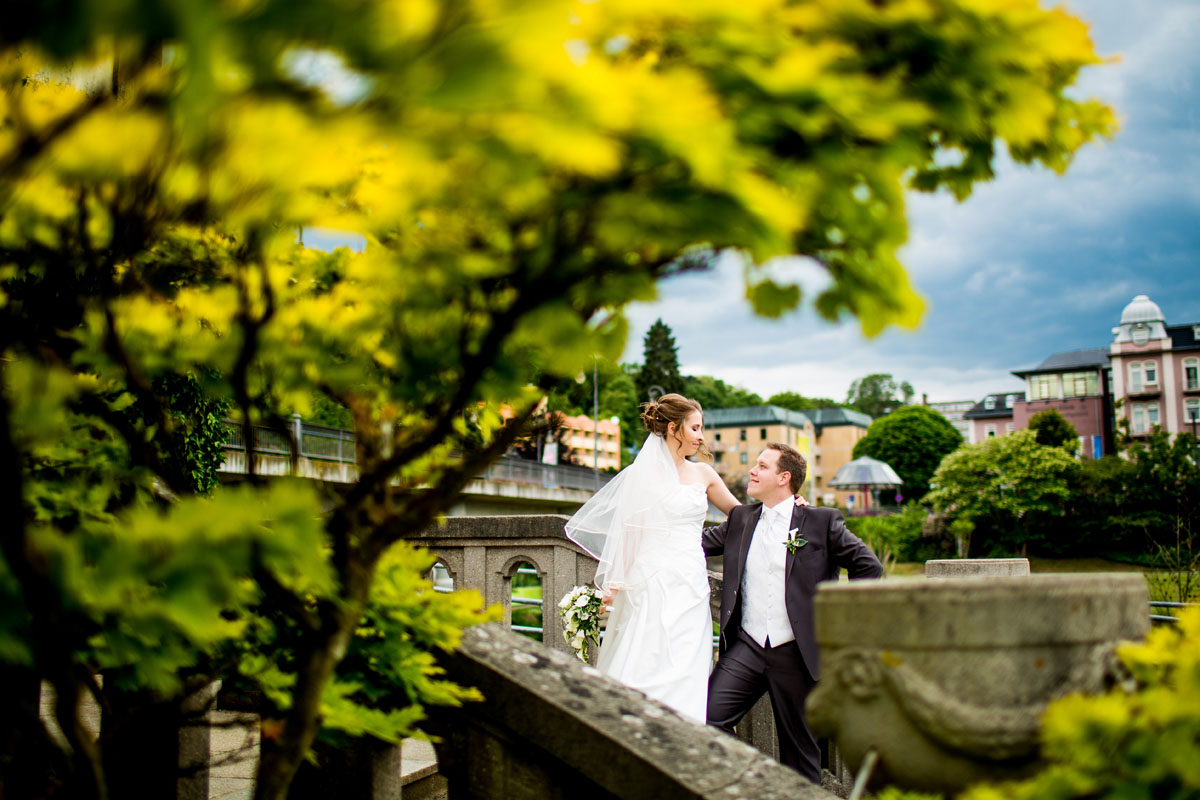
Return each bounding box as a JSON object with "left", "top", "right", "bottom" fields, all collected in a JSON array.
[{"left": 559, "top": 585, "right": 605, "bottom": 662}]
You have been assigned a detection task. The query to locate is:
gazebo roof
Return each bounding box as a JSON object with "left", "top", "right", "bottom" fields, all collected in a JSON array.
[{"left": 828, "top": 456, "right": 902, "bottom": 488}]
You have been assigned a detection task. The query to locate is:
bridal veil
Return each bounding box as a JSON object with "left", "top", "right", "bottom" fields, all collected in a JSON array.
[{"left": 564, "top": 433, "right": 679, "bottom": 592}]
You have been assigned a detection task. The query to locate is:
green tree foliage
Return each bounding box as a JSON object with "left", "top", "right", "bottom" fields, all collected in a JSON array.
[
  {"left": 767, "top": 391, "right": 844, "bottom": 412},
  {"left": 0, "top": 0, "right": 1115, "bottom": 796},
  {"left": 636, "top": 319, "right": 684, "bottom": 402},
  {"left": 685, "top": 374, "right": 764, "bottom": 410},
  {"left": 961, "top": 606, "right": 1200, "bottom": 800},
  {"left": 926, "top": 430, "right": 1079, "bottom": 556},
  {"left": 846, "top": 503, "right": 927, "bottom": 574},
  {"left": 1029, "top": 408, "right": 1079, "bottom": 451},
  {"left": 852, "top": 406, "right": 962, "bottom": 503},
  {"left": 846, "top": 373, "right": 914, "bottom": 418}
]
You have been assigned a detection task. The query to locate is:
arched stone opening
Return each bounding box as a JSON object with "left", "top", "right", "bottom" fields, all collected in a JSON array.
[{"left": 502, "top": 556, "right": 544, "bottom": 642}]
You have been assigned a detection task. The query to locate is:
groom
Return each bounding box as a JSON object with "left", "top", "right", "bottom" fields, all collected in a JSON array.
[{"left": 702, "top": 442, "right": 882, "bottom": 782}]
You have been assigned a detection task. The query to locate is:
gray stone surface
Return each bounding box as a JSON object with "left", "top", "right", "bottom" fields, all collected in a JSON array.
[
  {"left": 925, "top": 558, "right": 1031, "bottom": 577},
  {"left": 407, "top": 515, "right": 599, "bottom": 659},
  {"left": 430, "top": 623, "right": 837, "bottom": 800},
  {"left": 807, "top": 573, "right": 1149, "bottom": 794}
]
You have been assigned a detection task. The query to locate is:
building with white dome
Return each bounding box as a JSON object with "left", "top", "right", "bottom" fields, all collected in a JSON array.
[{"left": 1109, "top": 295, "right": 1200, "bottom": 440}]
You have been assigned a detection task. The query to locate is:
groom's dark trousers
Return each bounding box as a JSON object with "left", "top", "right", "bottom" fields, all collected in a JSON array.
[{"left": 703, "top": 505, "right": 882, "bottom": 782}]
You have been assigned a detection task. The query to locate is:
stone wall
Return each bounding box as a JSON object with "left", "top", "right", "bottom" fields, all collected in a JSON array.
[{"left": 407, "top": 515, "right": 600, "bottom": 655}]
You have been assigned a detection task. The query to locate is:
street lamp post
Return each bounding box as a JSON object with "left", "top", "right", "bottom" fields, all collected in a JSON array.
[{"left": 593, "top": 357, "right": 600, "bottom": 490}]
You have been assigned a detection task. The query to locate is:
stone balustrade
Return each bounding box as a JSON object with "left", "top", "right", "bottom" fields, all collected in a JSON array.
[{"left": 426, "top": 622, "right": 837, "bottom": 800}]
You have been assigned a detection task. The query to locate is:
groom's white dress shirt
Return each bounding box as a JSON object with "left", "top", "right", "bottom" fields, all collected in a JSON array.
[{"left": 740, "top": 497, "right": 795, "bottom": 648}]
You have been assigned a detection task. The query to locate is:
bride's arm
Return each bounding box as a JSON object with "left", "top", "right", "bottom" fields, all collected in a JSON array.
[{"left": 700, "top": 463, "right": 741, "bottom": 515}]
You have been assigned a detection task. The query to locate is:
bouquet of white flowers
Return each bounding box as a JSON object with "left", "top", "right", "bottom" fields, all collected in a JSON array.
[{"left": 558, "top": 584, "right": 605, "bottom": 662}]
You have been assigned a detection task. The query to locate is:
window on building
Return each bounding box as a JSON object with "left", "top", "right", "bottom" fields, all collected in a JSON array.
[
  {"left": 814, "top": 477, "right": 821, "bottom": 488},
  {"left": 1185, "top": 398, "right": 1200, "bottom": 425},
  {"left": 715, "top": 432, "right": 722, "bottom": 442},
  {"left": 1132, "top": 404, "right": 1148, "bottom": 434},
  {"left": 1031, "top": 375, "right": 1058, "bottom": 400},
  {"left": 740, "top": 429, "right": 747, "bottom": 441},
  {"left": 1185, "top": 359, "right": 1199, "bottom": 391},
  {"left": 1132, "top": 324, "right": 1149, "bottom": 345},
  {"left": 1005, "top": 395, "right": 1015, "bottom": 408},
  {"left": 760, "top": 428, "right": 767, "bottom": 439},
  {"left": 1130, "top": 363, "right": 1143, "bottom": 393},
  {"left": 984, "top": 397, "right": 996, "bottom": 410},
  {"left": 1006, "top": 423, "right": 1015, "bottom": 435},
  {"left": 1194, "top": 324, "right": 1200, "bottom": 341},
  {"left": 714, "top": 452, "right": 723, "bottom": 464},
  {"left": 1062, "top": 371, "right": 1098, "bottom": 397},
  {"left": 1145, "top": 362, "right": 1158, "bottom": 386},
  {"left": 985, "top": 424, "right": 996, "bottom": 438},
  {"left": 740, "top": 452, "right": 748, "bottom": 465},
  {"left": 1148, "top": 404, "right": 1160, "bottom": 428}
]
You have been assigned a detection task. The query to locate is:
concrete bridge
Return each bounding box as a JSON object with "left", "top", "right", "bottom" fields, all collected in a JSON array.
[{"left": 217, "top": 418, "right": 614, "bottom": 515}]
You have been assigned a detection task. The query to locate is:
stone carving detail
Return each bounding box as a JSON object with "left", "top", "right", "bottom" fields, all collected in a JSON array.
[{"left": 807, "top": 573, "right": 1149, "bottom": 794}]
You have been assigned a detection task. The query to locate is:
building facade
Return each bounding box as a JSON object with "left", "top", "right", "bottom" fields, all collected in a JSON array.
[
  {"left": 962, "top": 392, "right": 1024, "bottom": 443},
  {"left": 560, "top": 413, "right": 621, "bottom": 471},
  {"left": 702, "top": 406, "right": 816, "bottom": 499},
  {"left": 1109, "top": 295, "right": 1200, "bottom": 440},
  {"left": 805, "top": 407, "right": 874, "bottom": 506},
  {"left": 925, "top": 399, "right": 975, "bottom": 441},
  {"left": 1011, "top": 348, "right": 1112, "bottom": 458}
]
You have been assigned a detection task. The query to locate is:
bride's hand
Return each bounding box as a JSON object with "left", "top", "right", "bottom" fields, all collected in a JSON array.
[
  {"left": 793, "top": 494, "right": 809, "bottom": 507},
  {"left": 602, "top": 590, "right": 616, "bottom": 610}
]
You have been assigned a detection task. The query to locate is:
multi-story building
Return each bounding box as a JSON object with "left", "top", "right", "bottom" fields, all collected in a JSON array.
[
  {"left": 805, "top": 408, "right": 873, "bottom": 506},
  {"left": 1011, "top": 348, "right": 1112, "bottom": 458},
  {"left": 702, "top": 406, "right": 816, "bottom": 498},
  {"left": 962, "top": 392, "right": 1025, "bottom": 443},
  {"left": 983, "top": 294, "right": 1199, "bottom": 455},
  {"left": 925, "top": 399, "right": 975, "bottom": 441},
  {"left": 559, "top": 413, "right": 621, "bottom": 471},
  {"left": 1109, "top": 295, "right": 1200, "bottom": 440}
]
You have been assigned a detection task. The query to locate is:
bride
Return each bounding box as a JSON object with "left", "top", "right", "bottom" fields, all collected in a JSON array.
[{"left": 565, "top": 393, "right": 740, "bottom": 723}]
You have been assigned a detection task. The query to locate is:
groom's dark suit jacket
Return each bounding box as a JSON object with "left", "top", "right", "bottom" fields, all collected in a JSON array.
[{"left": 702, "top": 504, "right": 882, "bottom": 681}]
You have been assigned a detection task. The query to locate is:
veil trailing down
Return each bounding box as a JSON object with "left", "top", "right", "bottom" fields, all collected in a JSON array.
[
  {"left": 565, "top": 434, "right": 679, "bottom": 592},
  {"left": 564, "top": 431, "right": 713, "bottom": 723}
]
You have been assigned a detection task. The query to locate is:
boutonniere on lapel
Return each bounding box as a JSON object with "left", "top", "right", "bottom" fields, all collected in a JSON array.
[{"left": 783, "top": 528, "right": 807, "bottom": 553}]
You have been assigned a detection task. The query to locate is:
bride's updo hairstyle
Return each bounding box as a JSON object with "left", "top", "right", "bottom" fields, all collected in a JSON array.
[{"left": 640, "top": 393, "right": 710, "bottom": 457}]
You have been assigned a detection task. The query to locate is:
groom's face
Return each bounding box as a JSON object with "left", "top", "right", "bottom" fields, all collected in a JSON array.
[{"left": 747, "top": 448, "right": 789, "bottom": 501}]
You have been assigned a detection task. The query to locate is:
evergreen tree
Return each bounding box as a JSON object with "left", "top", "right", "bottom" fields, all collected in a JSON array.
[{"left": 637, "top": 319, "right": 684, "bottom": 402}]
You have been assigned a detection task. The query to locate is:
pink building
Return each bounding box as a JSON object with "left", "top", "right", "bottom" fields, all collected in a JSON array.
[
  {"left": 963, "top": 391, "right": 1024, "bottom": 443},
  {"left": 1011, "top": 348, "right": 1111, "bottom": 458},
  {"left": 1108, "top": 295, "right": 1200, "bottom": 440}
]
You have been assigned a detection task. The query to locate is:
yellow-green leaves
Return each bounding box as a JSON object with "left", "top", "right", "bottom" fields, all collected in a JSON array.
[{"left": 961, "top": 607, "right": 1200, "bottom": 800}]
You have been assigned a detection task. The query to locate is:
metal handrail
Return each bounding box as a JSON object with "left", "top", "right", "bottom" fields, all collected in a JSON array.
[{"left": 222, "top": 419, "right": 615, "bottom": 490}]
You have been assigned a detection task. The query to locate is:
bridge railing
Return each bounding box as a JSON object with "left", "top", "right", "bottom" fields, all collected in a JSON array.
[{"left": 221, "top": 418, "right": 615, "bottom": 490}]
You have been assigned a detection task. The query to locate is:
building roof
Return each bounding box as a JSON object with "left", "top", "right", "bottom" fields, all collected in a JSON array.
[
  {"left": 704, "top": 405, "right": 812, "bottom": 429},
  {"left": 1168, "top": 323, "right": 1200, "bottom": 351},
  {"left": 963, "top": 392, "right": 1025, "bottom": 420},
  {"left": 805, "top": 407, "right": 874, "bottom": 430},
  {"left": 1120, "top": 294, "right": 1165, "bottom": 325},
  {"left": 828, "top": 456, "right": 903, "bottom": 488},
  {"left": 1011, "top": 347, "right": 1110, "bottom": 377}
]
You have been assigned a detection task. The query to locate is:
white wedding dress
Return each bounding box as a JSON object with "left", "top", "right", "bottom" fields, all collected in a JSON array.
[
  {"left": 592, "top": 481, "right": 714, "bottom": 723},
  {"left": 565, "top": 434, "right": 714, "bottom": 723}
]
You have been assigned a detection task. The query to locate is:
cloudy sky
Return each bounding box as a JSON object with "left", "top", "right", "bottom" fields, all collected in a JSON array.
[{"left": 620, "top": 0, "right": 1200, "bottom": 404}]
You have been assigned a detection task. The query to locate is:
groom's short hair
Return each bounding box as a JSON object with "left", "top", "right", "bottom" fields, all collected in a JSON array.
[{"left": 767, "top": 443, "right": 806, "bottom": 493}]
